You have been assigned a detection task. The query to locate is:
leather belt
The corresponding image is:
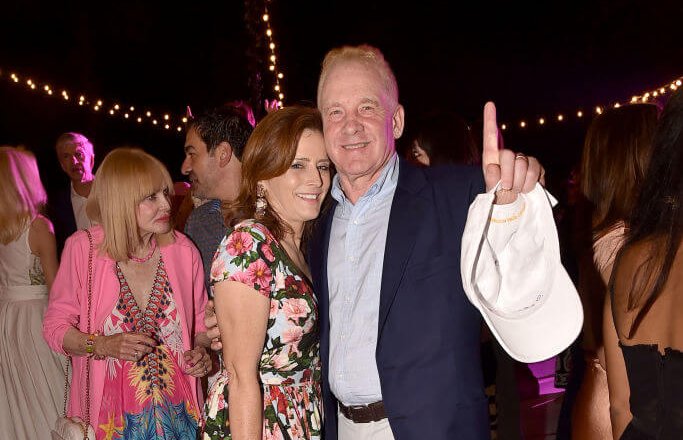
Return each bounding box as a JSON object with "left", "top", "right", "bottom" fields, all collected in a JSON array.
[{"left": 339, "top": 401, "right": 387, "bottom": 423}]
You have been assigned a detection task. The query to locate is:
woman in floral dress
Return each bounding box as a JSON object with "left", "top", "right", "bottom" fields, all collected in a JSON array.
[{"left": 204, "top": 107, "right": 331, "bottom": 439}]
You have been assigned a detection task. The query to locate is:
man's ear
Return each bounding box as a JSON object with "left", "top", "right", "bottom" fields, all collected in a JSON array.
[
  {"left": 216, "top": 142, "right": 233, "bottom": 167},
  {"left": 392, "top": 104, "right": 405, "bottom": 139}
]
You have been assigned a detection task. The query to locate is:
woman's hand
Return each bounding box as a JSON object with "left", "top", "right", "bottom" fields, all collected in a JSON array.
[
  {"left": 183, "top": 346, "right": 212, "bottom": 377},
  {"left": 97, "top": 332, "right": 157, "bottom": 362}
]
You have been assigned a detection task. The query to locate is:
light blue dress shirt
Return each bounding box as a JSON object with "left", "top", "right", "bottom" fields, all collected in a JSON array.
[{"left": 327, "top": 154, "right": 399, "bottom": 406}]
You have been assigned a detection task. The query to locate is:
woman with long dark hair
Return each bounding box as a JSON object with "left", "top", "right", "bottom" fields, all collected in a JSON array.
[
  {"left": 571, "top": 104, "right": 659, "bottom": 440},
  {"left": 604, "top": 88, "right": 683, "bottom": 438}
]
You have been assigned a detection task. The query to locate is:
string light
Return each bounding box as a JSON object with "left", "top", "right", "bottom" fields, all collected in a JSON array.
[
  {"left": 500, "top": 75, "right": 682, "bottom": 131},
  {"left": 3, "top": 63, "right": 678, "bottom": 135},
  {"left": 0, "top": 68, "right": 186, "bottom": 133},
  {"left": 262, "top": 1, "right": 285, "bottom": 105}
]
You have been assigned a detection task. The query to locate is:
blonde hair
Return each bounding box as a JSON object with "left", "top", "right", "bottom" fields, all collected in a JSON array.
[
  {"left": 317, "top": 44, "right": 399, "bottom": 110},
  {"left": 0, "top": 146, "right": 47, "bottom": 244},
  {"left": 86, "top": 148, "right": 174, "bottom": 261}
]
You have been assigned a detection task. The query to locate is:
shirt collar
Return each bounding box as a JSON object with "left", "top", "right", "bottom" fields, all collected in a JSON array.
[{"left": 331, "top": 153, "right": 399, "bottom": 210}]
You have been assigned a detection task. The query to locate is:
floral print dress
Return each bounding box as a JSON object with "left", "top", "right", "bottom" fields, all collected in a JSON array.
[
  {"left": 97, "top": 257, "right": 201, "bottom": 439},
  {"left": 204, "top": 220, "right": 322, "bottom": 440}
]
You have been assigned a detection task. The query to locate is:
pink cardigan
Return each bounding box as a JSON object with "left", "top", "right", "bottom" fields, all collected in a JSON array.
[{"left": 43, "top": 226, "right": 208, "bottom": 425}]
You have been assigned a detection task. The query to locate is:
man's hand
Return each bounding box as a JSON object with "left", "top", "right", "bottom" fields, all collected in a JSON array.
[
  {"left": 204, "top": 300, "right": 223, "bottom": 352},
  {"left": 482, "top": 102, "right": 545, "bottom": 204}
]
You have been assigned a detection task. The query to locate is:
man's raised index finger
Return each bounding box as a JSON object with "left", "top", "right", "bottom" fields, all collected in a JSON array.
[{"left": 483, "top": 101, "right": 500, "bottom": 167}]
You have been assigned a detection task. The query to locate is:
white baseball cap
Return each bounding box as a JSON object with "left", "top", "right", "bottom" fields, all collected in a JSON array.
[{"left": 461, "top": 183, "right": 583, "bottom": 363}]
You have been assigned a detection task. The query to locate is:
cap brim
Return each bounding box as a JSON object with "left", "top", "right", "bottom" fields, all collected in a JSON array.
[{"left": 476, "top": 262, "right": 583, "bottom": 363}]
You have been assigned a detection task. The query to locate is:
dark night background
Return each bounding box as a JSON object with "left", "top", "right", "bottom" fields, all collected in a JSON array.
[{"left": 1, "top": 0, "right": 682, "bottom": 196}]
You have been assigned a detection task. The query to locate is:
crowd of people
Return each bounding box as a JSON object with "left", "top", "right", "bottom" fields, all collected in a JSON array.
[{"left": 0, "top": 44, "right": 680, "bottom": 440}]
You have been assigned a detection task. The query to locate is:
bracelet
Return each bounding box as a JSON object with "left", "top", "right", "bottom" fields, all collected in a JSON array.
[
  {"left": 490, "top": 201, "right": 526, "bottom": 224},
  {"left": 85, "top": 332, "right": 105, "bottom": 360}
]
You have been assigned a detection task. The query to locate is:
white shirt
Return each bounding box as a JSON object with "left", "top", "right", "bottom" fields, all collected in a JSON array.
[{"left": 70, "top": 184, "right": 92, "bottom": 230}]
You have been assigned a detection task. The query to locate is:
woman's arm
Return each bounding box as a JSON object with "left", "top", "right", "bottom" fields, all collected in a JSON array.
[
  {"left": 61, "top": 327, "right": 156, "bottom": 361},
  {"left": 214, "top": 280, "right": 270, "bottom": 440},
  {"left": 603, "top": 293, "right": 632, "bottom": 438},
  {"left": 28, "top": 215, "right": 59, "bottom": 290}
]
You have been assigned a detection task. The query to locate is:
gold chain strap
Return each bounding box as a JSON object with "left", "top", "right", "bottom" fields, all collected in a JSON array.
[
  {"left": 60, "top": 357, "right": 69, "bottom": 416},
  {"left": 84, "top": 228, "right": 94, "bottom": 437},
  {"left": 58, "top": 230, "right": 94, "bottom": 440}
]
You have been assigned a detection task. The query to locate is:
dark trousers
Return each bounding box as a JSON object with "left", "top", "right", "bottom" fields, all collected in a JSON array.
[
  {"left": 555, "top": 340, "right": 585, "bottom": 440},
  {"left": 482, "top": 336, "right": 523, "bottom": 439}
]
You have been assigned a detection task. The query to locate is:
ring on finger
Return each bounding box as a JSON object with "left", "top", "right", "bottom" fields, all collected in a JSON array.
[{"left": 515, "top": 152, "right": 528, "bottom": 162}]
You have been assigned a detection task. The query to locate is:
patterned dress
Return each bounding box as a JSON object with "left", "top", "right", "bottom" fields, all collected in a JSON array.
[
  {"left": 204, "top": 220, "right": 322, "bottom": 440},
  {"left": 96, "top": 257, "right": 201, "bottom": 439}
]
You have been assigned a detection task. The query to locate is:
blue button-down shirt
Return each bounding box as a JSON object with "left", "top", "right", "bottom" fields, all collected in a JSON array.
[{"left": 327, "top": 154, "right": 399, "bottom": 406}]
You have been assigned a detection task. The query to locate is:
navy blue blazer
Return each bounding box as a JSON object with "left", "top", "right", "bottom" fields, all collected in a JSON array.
[
  {"left": 47, "top": 186, "right": 77, "bottom": 258},
  {"left": 309, "top": 159, "right": 490, "bottom": 440}
]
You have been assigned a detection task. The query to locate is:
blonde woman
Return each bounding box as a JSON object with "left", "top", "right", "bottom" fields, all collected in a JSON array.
[
  {"left": 0, "top": 146, "right": 64, "bottom": 439},
  {"left": 44, "top": 148, "right": 210, "bottom": 439}
]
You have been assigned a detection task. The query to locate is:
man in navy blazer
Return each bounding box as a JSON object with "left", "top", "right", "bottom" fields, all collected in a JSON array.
[
  {"left": 48, "top": 132, "right": 96, "bottom": 256},
  {"left": 310, "top": 45, "right": 548, "bottom": 440}
]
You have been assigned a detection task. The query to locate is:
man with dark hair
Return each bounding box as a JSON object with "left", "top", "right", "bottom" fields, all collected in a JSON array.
[{"left": 181, "top": 105, "right": 254, "bottom": 291}]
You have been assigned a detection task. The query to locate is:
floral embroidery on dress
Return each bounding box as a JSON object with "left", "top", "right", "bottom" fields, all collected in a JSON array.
[
  {"left": 28, "top": 254, "right": 45, "bottom": 285},
  {"left": 204, "top": 220, "right": 322, "bottom": 440}
]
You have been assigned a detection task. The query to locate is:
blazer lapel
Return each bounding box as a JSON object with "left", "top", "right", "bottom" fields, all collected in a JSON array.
[{"left": 378, "top": 160, "right": 429, "bottom": 336}]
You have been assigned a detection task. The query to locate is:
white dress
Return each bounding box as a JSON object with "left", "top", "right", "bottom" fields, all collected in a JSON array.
[{"left": 0, "top": 224, "right": 66, "bottom": 439}]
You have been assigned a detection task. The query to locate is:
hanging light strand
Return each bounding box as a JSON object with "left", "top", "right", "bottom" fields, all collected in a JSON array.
[
  {"left": 262, "top": 1, "right": 285, "bottom": 107},
  {"left": 0, "top": 68, "right": 187, "bottom": 133},
  {"left": 2, "top": 67, "right": 678, "bottom": 134},
  {"left": 500, "top": 76, "right": 682, "bottom": 131}
]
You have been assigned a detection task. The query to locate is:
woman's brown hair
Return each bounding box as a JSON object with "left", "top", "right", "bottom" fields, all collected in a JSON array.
[
  {"left": 224, "top": 106, "right": 324, "bottom": 242},
  {"left": 580, "top": 103, "right": 659, "bottom": 236}
]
